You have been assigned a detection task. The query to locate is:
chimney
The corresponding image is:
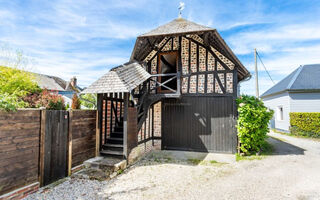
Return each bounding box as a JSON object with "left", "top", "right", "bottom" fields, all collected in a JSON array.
[{"left": 70, "top": 76, "right": 77, "bottom": 88}]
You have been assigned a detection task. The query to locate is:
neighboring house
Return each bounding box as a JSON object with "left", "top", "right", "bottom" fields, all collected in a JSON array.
[
  {"left": 261, "top": 64, "right": 320, "bottom": 132},
  {"left": 33, "top": 73, "right": 82, "bottom": 106},
  {"left": 83, "top": 17, "right": 250, "bottom": 158}
]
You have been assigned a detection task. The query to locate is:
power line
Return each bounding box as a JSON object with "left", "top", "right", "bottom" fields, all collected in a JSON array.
[{"left": 256, "top": 51, "right": 275, "bottom": 84}]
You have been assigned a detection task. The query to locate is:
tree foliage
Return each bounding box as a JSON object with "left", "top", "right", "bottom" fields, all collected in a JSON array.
[
  {"left": 237, "top": 95, "right": 274, "bottom": 155},
  {"left": 0, "top": 66, "right": 41, "bottom": 97},
  {"left": 0, "top": 66, "right": 41, "bottom": 111},
  {"left": 79, "top": 93, "right": 96, "bottom": 109},
  {"left": 71, "top": 93, "right": 81, "bottom": 109}
]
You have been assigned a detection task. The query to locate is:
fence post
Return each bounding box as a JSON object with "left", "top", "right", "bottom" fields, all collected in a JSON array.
[
  {"left": 67, "top": 110, "right": 73, "bottom": 176},
  {"left": 39, "top": 109, "right": 46, "bottom": 186}
]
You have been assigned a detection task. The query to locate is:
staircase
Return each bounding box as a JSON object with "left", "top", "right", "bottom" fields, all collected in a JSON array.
[
  {"left": 100, "top": 117, "right": 124, "bottom": 158},
  {"left": 99, "top": 73, "right": 181, "bottom": 158}
]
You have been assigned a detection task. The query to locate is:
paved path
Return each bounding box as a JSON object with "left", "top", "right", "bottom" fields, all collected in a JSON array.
[{"left": 25, "top": 132, "right": 320, "bottom": 200}]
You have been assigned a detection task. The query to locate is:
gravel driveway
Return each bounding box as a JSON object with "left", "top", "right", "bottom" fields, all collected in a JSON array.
[{"left": 25, "top": 131, "right": 320, "bottom": 200}]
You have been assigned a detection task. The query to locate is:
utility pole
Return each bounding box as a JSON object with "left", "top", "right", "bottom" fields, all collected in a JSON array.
[{"left": 254, "top": 48, "right": 259, "bottom": 98}]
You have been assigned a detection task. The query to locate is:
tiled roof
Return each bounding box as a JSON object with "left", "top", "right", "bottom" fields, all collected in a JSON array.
[
  {"left": 33, "top": 73, "right": 82, "bottom": 92},
  {"left": 132, "top": 18, "right": 250, "bottom": 81},
  {"left": 140, "top": 18, "right": 214, "bottom": 37},
  {"left": 261, "top": 64, "right": 320, "bottom": 98},
  {"left": 35, "top": 74, "right": 65, "bottom": 91},
  {"left": 81, "top": 61, "right": 151, "bottom": 94}
]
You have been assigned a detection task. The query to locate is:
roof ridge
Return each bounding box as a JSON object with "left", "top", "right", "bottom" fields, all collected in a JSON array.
[{"left": 287, "top": 65, "right": 303, "bottom": 90}]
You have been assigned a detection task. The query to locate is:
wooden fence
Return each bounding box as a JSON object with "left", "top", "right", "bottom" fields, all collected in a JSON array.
[
  {"left": 0, "top": 110, "right": 40, "bottom": 196},
  {"left": 69, "top": 110, "right": 96, "bottom": 169},
  {"left": 0, "top": 109, "right": 97, "bottom": 196}
]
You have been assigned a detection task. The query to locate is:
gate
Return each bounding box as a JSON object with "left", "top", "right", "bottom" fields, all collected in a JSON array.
[
  {"left": 162, "top": 96, "right": 237, "bottom": 153},
  {"left": 40, "top": 110, "right": 68, "bottom": 186}
]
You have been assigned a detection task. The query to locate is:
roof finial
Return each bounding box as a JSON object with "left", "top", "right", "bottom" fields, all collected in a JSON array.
[{"left": 178, "top": 2, "right": 185, "bottom": 18}]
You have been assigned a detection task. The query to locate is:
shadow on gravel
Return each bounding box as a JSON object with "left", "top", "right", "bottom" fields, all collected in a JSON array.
[{"left": 267, "top": 137, "right": 305, "bottom": 155}]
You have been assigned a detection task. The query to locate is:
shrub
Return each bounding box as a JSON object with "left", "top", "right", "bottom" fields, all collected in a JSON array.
[
  {"left": 0, "top": 93, "right": 27, "bottom": 111},
  {"left": 237, "top": 95, "right": 274, "bottom": 155},
  {"left": 289, "top": 112, "right": 320, "bottom": 138},
  {"left": 21, "top": 92, "right": 41, "bottom": 108},
  {"left": 0, "top": 66, "right": 41, "bottom": 97},
  {"left": 37, "top": 89, "right": 65, "bottom": 110},
  {"left": 0, "top": 66, "right": 41, "bottom": 111},
  {"left": 71, "top": 93, "right": 81, "bottom": 109}
]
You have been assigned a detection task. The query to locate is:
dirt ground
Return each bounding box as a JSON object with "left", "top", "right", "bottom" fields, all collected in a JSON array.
[{"left": 25, "top": 131, "right": 320, "bottom": 200}]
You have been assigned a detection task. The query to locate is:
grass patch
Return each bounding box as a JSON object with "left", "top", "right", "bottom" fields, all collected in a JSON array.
[
  {"left": 187, "top": 158, "right": 202, "bottom": 165},
  {"left": 236, "top": 140, "right": 274, "bottom": 161},
  {"left": 272, "top": 129, "right": 320, "bottom": 142},
  {"left": 187, "top": 159, "right": 225, "bottom": 166},
  {"left": 117, "top": 169, "right": 124, "bottom": 175}
]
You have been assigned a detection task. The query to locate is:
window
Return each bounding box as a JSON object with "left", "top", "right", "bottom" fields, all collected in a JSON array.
[{"left": 277, "top": 106, "right": 283, "bottom": 121}]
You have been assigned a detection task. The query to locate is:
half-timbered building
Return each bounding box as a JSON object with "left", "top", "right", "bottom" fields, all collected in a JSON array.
[{"left": 82, "top": 18, "right": 250, "bottom": 162}]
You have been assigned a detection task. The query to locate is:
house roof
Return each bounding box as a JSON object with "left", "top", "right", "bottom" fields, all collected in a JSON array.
[
  {"left": 33, "top": 73, "right": 81, "bottom": 92},
  {"left": 261, "top": 64, "right": 320, "bottom": 98},
  {"left": 81, "top": 61, "right": 151, "bottom": 94},
  {"left": 131, "top": 18, "right": 250, "bottom": 81},
  {"left": 140, "top": 18, "right": 214, "bottom": 37}
]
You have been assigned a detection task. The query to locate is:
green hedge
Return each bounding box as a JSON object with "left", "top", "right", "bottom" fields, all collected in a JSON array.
[
  {"left": 289, "top": 112, "right": 320, "bottom": 138},
  {"left": 237, "top": 95, "right": 274, "bottom": 155}
]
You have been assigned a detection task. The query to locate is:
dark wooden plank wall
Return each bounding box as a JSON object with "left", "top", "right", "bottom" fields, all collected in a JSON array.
[
  {"left": 162, "top": 96, "right": 237, "bottom": 153},
  {"left": 71, "top": 110, "right": 96, "bottom": 168},
  {"left": 0, "top": 110, "right": 40, "bottom": 195}
]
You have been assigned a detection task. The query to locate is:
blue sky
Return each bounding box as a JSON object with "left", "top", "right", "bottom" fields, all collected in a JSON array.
[{"left": 1, "top": 0, "right": 320, "bottom": 95}]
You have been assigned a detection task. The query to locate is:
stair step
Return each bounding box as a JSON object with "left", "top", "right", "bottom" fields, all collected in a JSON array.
[
  {"left": 110, "top": 131, "right": 123, "bottom": 138},
  {"left": 103, "top": 143, "right": 123, "bottom": 148},
  {"left": 106, "top": 137, "right": 123, "bottom": 144},
  {"left": 100, "top": 149, "right": 123, "bottom": 156},
  {"left": 115, "top": 127, "right": 123, "bottom": 132},
  {"left": 103, "top": 143, "right": 123, "bottom": 151}
]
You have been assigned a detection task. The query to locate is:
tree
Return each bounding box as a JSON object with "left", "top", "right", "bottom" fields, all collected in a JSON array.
[
  {"left": 0, "top": 66, "right": 41, "bottom": 111},
  {"left": 79, "top": 93, "right": 96, "bottom": 109},
  {"left": 71, "top": 93, "right": 81, "bottom": 109}
]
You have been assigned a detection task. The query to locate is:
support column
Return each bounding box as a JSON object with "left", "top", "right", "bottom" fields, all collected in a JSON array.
[
  {"left": 123, "top": 92, "right": 128, "bottom": 159},
  {"left": 96, "top": 93, "right": 103, "bottom": 155}
]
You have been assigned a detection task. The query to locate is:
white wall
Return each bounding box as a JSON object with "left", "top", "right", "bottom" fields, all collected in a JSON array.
[
  {"left": 262, "top": 92, "right": 291, "bottom": 131},
  {"left": 289, "top": 92, "right": 320, "bottom": 112}
]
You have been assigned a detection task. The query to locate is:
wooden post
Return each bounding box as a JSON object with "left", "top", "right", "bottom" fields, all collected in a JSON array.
[
  {"left": 39, "top": 109, "right": 46, "bottom": 186},
  {"left": 67, "top": 110, "right": 73, "bottom": 176},
  {"left": 123, "top": 92, "right": 128, "bottom": 159},
  {"left": 96, "top": 94, "right": 103, "bottom": 156}
]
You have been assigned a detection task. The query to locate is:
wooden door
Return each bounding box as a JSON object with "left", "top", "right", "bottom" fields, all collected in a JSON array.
[
  {"left": 42, "top": 110, "right": 68, "bottom": 186},
  {"left": 162, "top": 96, "right": 237, "bottom": 153}
]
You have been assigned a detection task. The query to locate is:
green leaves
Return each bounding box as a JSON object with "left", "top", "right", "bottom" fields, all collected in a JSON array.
[
  {"left": 237, "top": 95, "right": 274, "bottom": 155},
  {"left": 0, "top": 66, "right": 41, "bottom": 111},
  {"left": 290, "top": 112, "right": 320, "bottom": 138}
]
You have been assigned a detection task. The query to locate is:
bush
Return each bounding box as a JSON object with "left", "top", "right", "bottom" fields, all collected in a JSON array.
[
  {"left": 0, "top": 66, "right": 41, "bottom": 111},
  {"left": 290, "top": 112, "right": 320, "bottom": 138},
  {"left": 237, "top": 95, "right": 274, "bottom": 155},
  {"left": 71, "top": 93, "right": 81, "bottom": 109},
  {"left": 37, "top": 89, "right": 65, "bottom": 110},
  {"left": 0, "top": 93, "right": 27, "bottom": 111}
]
